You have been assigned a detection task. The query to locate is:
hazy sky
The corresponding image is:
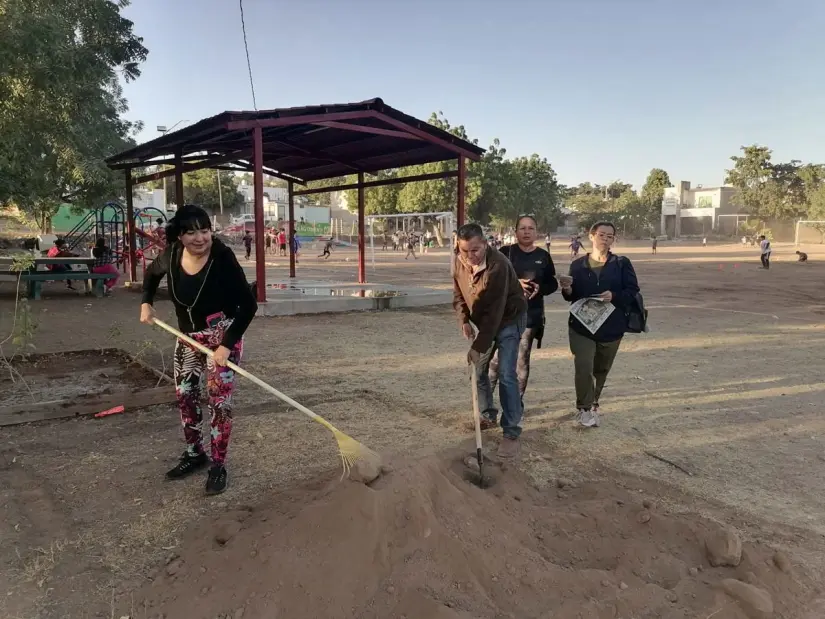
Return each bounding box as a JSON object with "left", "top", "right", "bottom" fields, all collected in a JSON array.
[{"left": 121, "top": 0, "right": 825, "bottom": 188}]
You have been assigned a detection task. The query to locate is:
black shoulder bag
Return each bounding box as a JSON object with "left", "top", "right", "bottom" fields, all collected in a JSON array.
[{"left": 619, "top": 256, "right": 648, "bottom": 334}]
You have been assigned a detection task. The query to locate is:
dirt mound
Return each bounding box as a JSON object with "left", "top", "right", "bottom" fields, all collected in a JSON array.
[{"left": 137, "top": 453, "right": 818, "bottom": 619}]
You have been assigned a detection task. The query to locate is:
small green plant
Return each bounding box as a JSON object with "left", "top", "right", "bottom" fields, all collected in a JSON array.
[
  {"left": 97, "top": 323, "right": 124, "bottom": 354},
  {"left": 11, "top": 254, "right": 35, "bottom": 273},
  {"left": 0, "top": 254, "right": 38, "bottom": 398}
]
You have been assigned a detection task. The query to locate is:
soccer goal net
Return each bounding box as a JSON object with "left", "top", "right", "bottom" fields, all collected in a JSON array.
[{"left": 794, "top": 220, "right": 825, "bottom": 246}]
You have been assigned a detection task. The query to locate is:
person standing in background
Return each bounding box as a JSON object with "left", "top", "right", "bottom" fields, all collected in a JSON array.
[
  {"left": 489, "top": 214, "right": 557, "bottom": 407},
  {"left": 242, "top": 230, "right": 253, "bottom": 260},
  {"left": 759, "top": 235, "right": 771, "bottom": 269},
  {"left": 405, "top": 233, "right": 418, "bottom": 260},
  {"left": 544, "top": 234, "right": 551, "bottom": 252},
  {"left": 651, "top": 237, "right": 658, "bottom": 255},
  {"left": 277, "top": 228, "right": 287, "bottom": 256}
]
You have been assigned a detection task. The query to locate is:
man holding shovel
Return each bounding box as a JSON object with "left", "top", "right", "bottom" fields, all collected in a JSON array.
[{"left": 453, "top": 223, "right": 527, "bottom": 458}]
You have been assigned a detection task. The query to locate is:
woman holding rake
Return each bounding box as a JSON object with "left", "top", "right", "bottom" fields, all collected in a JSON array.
[{"left": 140, "top": 205, "right": 257, "bottom": 495}]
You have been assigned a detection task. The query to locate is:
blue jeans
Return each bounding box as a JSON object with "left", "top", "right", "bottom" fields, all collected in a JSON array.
[{"left": 472, "top": 315, "right": 526, "bottom": 438}]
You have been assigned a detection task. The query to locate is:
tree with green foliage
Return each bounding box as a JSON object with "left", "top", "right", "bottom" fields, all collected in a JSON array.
[
  {"left": 725, "top": 146, "right": 808, "bottom": 219},
  {"left": 394, "top": 113, "right": 473, "bottom": 216},
  {"left": 0, "top": 0, "right": 148, "bottom": 229},
  {"left": 641, "top": 168, "right": 671, "bottom": 211},
  {"left": 467, "top": 139, "right": 508, "bottom": 224},
  {"left": 725, "top": 145, "right": 774, "bottom": 215},
  {"left": 726, "top": 145, "right": 825, "bottom": 221},
  {"left": 562, "top": 183, "right": 611, "bottom": 231},
  {"left": 153, "top": 169, "right": 244, "bottom": 213},
  {"left": 498, "top": 154, "right": 561, "bottom": 231},
  {"left": 798, "top": 164, "right": 825, "bottom": 242}
]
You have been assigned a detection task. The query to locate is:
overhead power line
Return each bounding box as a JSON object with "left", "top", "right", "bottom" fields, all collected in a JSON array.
[{"left": 239, "top": 0, "right": 258, "bottom": 110}]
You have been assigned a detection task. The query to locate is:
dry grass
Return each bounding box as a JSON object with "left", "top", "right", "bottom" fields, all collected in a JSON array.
[{"left": 19, "top": 535, "right": 88, "bottom": 589}]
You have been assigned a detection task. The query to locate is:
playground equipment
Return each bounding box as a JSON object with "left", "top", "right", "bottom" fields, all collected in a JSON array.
[
  {"left": 62, "top": 202, "right": 167, "bottom": 280},
  {"left": 63, "top": 201, "right": 127, "bottom": 258}
]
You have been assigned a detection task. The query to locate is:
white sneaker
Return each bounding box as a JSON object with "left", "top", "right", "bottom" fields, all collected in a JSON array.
[{"left": 576, "top": 408, "right": 600, "bottom": 428}]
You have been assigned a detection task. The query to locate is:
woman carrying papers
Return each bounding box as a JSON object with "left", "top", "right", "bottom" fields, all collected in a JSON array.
[{"left": 559, "top": 222, "right": 640, "bottom": 428}]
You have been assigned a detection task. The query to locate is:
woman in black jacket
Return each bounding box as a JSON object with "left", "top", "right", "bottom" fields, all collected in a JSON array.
[
  {"left": 489, "top": 214, "right": 558, "bottom": 403},
  {"left": 560, "top": 221, "right": 639, "bottom": 429},
  {"left": 140, "top": 205, "right": 257, "bottom": 495}
]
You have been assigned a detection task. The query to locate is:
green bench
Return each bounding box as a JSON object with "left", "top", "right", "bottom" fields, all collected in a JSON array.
[{"left": 0, "top": 271, "right": 117, "bottom": 299}]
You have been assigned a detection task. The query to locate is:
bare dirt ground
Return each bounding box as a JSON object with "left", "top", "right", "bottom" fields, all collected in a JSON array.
[{"left": 1, "top": 239, "right": 825, "bottom": 618}]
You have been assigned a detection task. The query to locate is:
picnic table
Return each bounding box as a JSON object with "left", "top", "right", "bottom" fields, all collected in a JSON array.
[{"left": 0, "top": 255, "right": 117, "bottom": 299}]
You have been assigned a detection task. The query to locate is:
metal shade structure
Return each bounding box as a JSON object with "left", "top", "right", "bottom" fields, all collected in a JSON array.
[{"left": 106, "top": 98, "right": 484, "bottom": 300}]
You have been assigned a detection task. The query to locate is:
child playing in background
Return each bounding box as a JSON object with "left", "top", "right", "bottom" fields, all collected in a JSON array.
[
  {"left": 47, "top": 238, "right": 77, "bottom": 290},
  {"left": 91, "top": 237, "right": 119, "bottom": 294},
  {"left": 318, "top": 239, "right": 334, "bottom": 259}
]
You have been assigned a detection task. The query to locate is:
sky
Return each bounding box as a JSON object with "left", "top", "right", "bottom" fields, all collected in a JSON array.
[{"left": 121, "top": 0, "right": 825, "bottom": 189}]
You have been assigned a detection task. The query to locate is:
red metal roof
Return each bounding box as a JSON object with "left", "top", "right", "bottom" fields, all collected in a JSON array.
[{"left": 106, "top": 98, "right": 485, "bottom": 182}]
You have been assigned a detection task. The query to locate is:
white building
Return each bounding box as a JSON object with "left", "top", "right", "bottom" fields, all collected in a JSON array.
[
  {"left": 133, "top": 188, "right": 168, "bottom": 213},
  {"left": 236, "top": 182, "right": 330, "bottom": 224},
  {"left": 660, "top": 181, "right": 737, "bottom": 237}
]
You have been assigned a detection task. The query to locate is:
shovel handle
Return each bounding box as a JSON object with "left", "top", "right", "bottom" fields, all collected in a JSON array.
[{"left": 469, "top": 366, "right": 483, "bottom": 452}]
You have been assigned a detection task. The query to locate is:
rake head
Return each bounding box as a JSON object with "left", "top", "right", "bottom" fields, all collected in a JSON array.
[{"left": 334, "top": 430, "right": 382, "bottom": 482}]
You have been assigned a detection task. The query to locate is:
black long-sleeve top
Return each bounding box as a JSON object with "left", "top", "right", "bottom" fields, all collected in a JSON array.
[
  {"left": 142, "top": 239, "right": 257, "bottom": 349},
  {"left": 499, "top": 244, "right": 558, "bottom": 329}
]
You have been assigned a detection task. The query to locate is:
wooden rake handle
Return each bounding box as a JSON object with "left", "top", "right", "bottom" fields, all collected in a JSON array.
[{"left": 151, "top": 318, "right": 336, "bottom": 432}]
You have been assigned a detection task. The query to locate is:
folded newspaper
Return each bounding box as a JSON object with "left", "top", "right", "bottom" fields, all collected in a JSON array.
[{"left": 569, "top": 297, "right": 615, "bottom": 335}]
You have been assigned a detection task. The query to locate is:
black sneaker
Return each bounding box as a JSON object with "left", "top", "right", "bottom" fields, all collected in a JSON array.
[
  {"left": 205, "top": 465, "right": 228, "bottom": 495},
  {"left": 165, "top": 451, "right": 208, "bottom": 480}
]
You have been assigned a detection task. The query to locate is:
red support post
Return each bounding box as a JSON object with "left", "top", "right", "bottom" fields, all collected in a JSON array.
[
  {"left": 357, "top": 172, "right": 366, "bottom": 284},
  {"left": 174, "top": 150, "right": 184, "bottom": 209},
  {"left": 124, "top": 169, "right": 137, "bottom": 283},
  {"left": 457, "top": 155, "right": 466, "bottom": 227},
  {"left": 253, "top": 126, "right": 267, "bottom": 302},
  {"left": 288, "top": 181, "right": 296, "bottom": 278}
]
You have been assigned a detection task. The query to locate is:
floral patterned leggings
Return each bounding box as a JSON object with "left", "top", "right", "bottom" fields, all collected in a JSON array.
[{"left": 173, "top": 314, "right": 243, "bottom": 466}]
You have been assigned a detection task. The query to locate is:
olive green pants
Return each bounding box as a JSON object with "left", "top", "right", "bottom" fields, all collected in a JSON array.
[{"left": 568, "top": 327, "right": 622, "bottom": 410}]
